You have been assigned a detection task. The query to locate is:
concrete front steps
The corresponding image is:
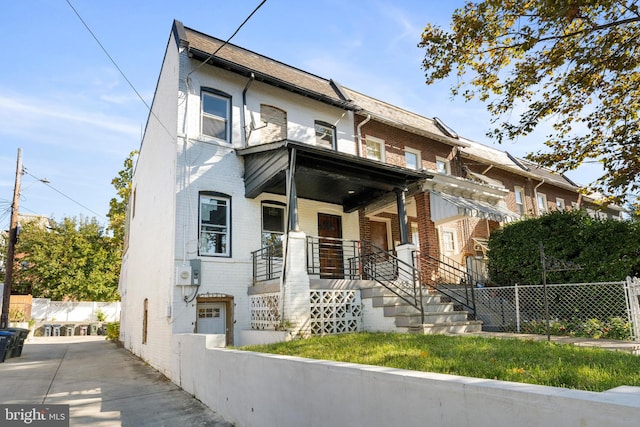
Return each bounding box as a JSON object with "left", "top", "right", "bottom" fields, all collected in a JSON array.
[{"left": 360, "top": 283, "right": 482, "bottom": 334}]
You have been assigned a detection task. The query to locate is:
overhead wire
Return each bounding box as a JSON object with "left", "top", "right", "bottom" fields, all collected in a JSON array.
[{"left": 22, "top": 168, "right": 107, "bottom": 221}]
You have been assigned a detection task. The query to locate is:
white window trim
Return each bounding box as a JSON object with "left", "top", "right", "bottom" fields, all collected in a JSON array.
[
  {"left": 514, "top": 186, "right": 525, "bottom": 215},
  {"left": 404, "top": 147, "right": 422, "bottom": 170},
  {"left": 536, "top": 192, "right": 548, "bottom": 215},
  {"left": 201, "top": 90, "right": 231, "bottom": 143},
  {"left": 441, "top": 227, "right": 457, "bottom": 253},
  {"left": 261, "top": 202, "right": 285, "bottom": 249},
  {"left": 556, "top": 198, "right": 565, "bottom": 211},
  {"left": 365, "top": 135, "right": 386, "bottom": 162},
  {"left": 435, "top": 156, "right": 451, "bottom": 175},
  {"left": 315, "top": 121, "right": 336, "bottom": 149},
  {"left": 199, "top": 193, "right": 231, "bottom": 257}
]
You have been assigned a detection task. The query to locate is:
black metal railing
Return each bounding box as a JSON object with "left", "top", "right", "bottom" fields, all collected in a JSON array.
[
  {"left": 306, "top": 236, "right": 424, "bottom": 323},
  {"left": 251, "top": 243, "right": 283, "bottom": 283},
  {"left": 417, "top": 252, "right": 476, "bottom": 318}
]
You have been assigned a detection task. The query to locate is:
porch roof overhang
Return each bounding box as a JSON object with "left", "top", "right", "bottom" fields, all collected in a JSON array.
[
  {"left": 237, "top": 140, "right": 429, "bottom": 213},
  {"left": 430, "top": 191, "right": 519, "bottom": 225}
]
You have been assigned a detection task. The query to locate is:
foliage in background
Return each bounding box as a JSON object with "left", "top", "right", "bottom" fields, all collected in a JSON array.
[
  {"left": 419, "top": 1, "right": 640, "bottom": 205},
  {"left": 521, "top": 317, "right": 631, "bottom": 340},
  {"left": 107, "top": 150, "right": 137, "bottom": 247},
  {"left": 13, "top": 216, "right": 120, "bottom": 301},
  {"left": 487, "top": 210, "right": 640, "bottom": 285}
]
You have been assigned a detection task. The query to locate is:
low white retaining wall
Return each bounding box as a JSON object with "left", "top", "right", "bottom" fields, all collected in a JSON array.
[
  {"left": 171, "top": 334, "right": 640, "bottom": 427},
  {"left": 31, "top": 299, "right": 120, "bottom": 322}
]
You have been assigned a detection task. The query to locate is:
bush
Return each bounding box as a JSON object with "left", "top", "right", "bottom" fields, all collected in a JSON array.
[
  {"left": 521, "top": 317, "right": 632, "bottom": 340},
  {"left": 105, "top": 322, "right": 120, "bottom": 342}
]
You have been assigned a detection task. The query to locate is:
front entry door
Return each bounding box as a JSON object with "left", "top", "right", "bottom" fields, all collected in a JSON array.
[
  {"left": 370, "top": 220, "right": 389, "bottom": 251},
  {"left": 196, "top": 302, "right": 226, "bottom": 334},
  {"left": 318, "top": 213, "right": 343, "bottom": 278}
]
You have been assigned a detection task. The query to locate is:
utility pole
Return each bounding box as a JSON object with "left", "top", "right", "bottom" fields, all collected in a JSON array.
[{"left": 1, "top": 148, "right": 22, "bottom": 329}]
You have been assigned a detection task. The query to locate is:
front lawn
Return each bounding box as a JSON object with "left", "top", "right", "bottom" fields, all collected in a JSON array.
[{"left": 240, "top": 332, "right": 640, "bottom": 392}]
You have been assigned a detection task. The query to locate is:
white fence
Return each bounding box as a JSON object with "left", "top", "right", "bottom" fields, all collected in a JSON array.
[{"left": 30, "top": 299, "right": 120, "bottom": 322}]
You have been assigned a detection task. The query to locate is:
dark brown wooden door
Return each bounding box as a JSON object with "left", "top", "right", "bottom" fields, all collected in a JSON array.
[
  {"left": 370, "top": 221, "right": 389, "bottom": 250},
  {"left": 318, "top": 213, "right": 343, "bottom": 278}
]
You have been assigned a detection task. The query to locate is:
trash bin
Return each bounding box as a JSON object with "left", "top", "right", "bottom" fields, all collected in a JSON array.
[
  {"left": 52, "top": 324, "right": 62, "bottom": 336},
  {"left": 5, "top": 328, "right": 29, "bottom": 357},
  {"left": 0, "top": 331, "right": 16, "bottom": 360},
  {"left": 44, "top": 324, "right": 52, "bottom": 336},
  {"left": 0, "top": 332, "right": 13, "bottom": 362},
  {"left": 89, "top": 323, "right": 98, "bottom": 336},
  {"left": 64, "top": 324, "right": 75, "bottom": 336}
]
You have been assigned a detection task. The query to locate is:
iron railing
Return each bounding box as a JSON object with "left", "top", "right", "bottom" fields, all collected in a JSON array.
[
  {"left": 251, "top": 243, "right": 283, "bottom": 283},
  {"left": 417, "top": 252, "right": 477, "bottom": 319},
  {"left": 306, "top": 236, "right": 424, "bottom": 323}
]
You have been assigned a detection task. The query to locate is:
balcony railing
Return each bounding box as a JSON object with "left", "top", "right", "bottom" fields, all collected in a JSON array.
[{"left": 251, "top": 243, "right": 283, "bottom": 283}]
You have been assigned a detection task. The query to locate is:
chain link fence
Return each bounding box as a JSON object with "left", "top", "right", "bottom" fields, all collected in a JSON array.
[{"left": 475, "top": 281, "right": 633, "bottom": 340}]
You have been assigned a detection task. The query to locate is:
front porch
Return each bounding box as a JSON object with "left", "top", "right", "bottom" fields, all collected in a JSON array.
[{"left": 249, "top": 234, "right": 481, "bottom": 339}]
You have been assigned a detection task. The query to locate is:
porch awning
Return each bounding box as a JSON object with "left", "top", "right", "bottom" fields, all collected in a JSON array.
[{"left": 430, "top": 191, "right": 519, "bottom": 224}]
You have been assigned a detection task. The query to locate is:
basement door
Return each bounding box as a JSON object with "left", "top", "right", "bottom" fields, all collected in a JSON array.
[
  {"left": 196, "top": 302, "right": 226, "bottom": 335},
  {"left": 318, "top": 213, "right": 344, "bottom": 279}
]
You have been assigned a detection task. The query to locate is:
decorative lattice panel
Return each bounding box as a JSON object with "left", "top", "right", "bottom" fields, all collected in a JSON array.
[
  {"left": 310, "top": 290, "right": 362, "bottom": 335},
  {"left": 250, "top": 293, "right": 280, "bottom": 330}
]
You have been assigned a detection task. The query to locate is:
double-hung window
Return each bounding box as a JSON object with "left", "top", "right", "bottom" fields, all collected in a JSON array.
[
  {"left": 201, "top": 89, "right": 231, "bottom": 142},
  {"left": 199, "top": 193, "right": 231, "bottom": 256},
  {"left": 405, "top": 148, "right": 421, "bottom": 170},
  {"left": 365, "top": 135, "right": 385, "bottom": 161},
  {"left": 436, "top": 156, "right": 450, "bottom": 175},
  {"left": 514, "top": 186, "right": 525, "bottom": 215},
  {"left": 537, "top": 193, "right": 548, "bottom": 215},
  {"left": 315, "top": 121, "right": 336, "bottom": 149}
]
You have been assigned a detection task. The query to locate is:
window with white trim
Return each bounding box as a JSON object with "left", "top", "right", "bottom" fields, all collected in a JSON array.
[
  {"left": 436, "top": 156, "right": 450, "bottom": 175},
  {"left": 405, "top": 148, "right": 421, "bottom": 170},
  {"left": 556, "top": 198, "right": 565, "bottom": 211},
  {"left": 262, "top": 202, "right": 285, "bottom": 256},
  {"left": 199, "top": 193, "right": 231, "bottom": 256},
  {"left": 514, "top": 186, "right": 525, "bottom": 215},
  {"left": 201, "top": 89, "right": 231, "bottom": 141},
  {"left": 537, "top": 193, "right": 548, "bottom": 215},
  {"left": 442, "top": 229, "right": 456, "bottom": 253},
  {"left": 365, "top": 135, "right": 385, "bottom": 161},
  {"left": 315, "top": 121, "right": 336, "bottom": 149}
]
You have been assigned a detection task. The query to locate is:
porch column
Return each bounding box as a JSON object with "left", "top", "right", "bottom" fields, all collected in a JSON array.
[
  {"left": 281, "top": 231, "right": 311, "bottom": 336},
  {"left": 395, "top": 187, "right": 410, "bottom": 245},
  {"left": 287, "top": 148, "right": 300, "bottom": 232}
]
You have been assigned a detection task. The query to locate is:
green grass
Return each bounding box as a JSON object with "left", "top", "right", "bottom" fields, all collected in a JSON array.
[{"left": 239, "top": 332, "right": 640, "bottom": 392}]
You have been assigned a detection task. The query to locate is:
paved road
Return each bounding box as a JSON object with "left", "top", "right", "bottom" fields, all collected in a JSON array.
[{"left": 0, "top": 336, "right": 233, "bottom": 426}]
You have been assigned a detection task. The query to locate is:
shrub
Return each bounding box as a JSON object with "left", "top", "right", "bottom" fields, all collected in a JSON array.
[{"left": 105, "top": 322, "right": 120, "bottom": 342}]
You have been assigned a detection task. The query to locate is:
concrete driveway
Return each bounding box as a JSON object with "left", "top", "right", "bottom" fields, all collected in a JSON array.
[{"left": 0, "top": 336, "right": 233, "bottom": 426}]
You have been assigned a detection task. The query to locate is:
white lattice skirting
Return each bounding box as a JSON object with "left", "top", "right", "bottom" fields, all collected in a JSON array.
[
  {"left": 310, "top": 289, "right": 362, "bottom": 335},
  {"left": 250, "top": 293, "right": 280, "bottom": 330}
]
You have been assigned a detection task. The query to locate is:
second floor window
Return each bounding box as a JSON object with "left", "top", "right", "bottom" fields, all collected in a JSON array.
[
  {"left": 315, "top": 121, "right": 336, "bottom": 149},
  {"left": 537, "top": 193, "right": 548, "bottom": 215},
  {"left": 556, "top": 198, "right": 565, "bottom": 211},
  {"left": 365, "top": 136, "right": 385, "bottom": 161},
  {"left": 202, "top": 90, "right": 231, "bottom": 141},
  {"left": 436, "top": 157, "right": 450, "bottom": 175},
  {"left": 199, "top": 193, "right": 231, "bottom": 256},
  {"left": 405, "top": 148, "right": 421, "bottom": 170},
  {"left": 514, "top": 187, "right": 525, "bottom": 215}
]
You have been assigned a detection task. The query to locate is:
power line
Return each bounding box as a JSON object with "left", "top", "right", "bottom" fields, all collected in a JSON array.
[
  {"left": 65, "top": 0, "right": 175, "bottom": 141},
  {"left": 22, "top": 168, "right": 107, "bottom": 221}
]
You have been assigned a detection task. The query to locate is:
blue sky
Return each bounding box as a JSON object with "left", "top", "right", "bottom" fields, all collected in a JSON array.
[{"left": 0, "top": 1, "right": 602, "bottom": 231}]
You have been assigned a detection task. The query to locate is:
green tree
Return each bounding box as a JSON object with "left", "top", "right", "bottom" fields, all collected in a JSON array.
[
  {"left": 107, "top": 150, "right": 137, "bottom": 246},
  {"left": 419, "top": 1, "right": 640, "bottom": 204},
  {"left": 13, "top": 216, "right": 120, "bottom": 301}
]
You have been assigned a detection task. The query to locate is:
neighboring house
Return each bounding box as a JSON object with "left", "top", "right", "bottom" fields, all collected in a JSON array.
[{"left": 118, "top": 21, "right": 622, "bottom": 374}]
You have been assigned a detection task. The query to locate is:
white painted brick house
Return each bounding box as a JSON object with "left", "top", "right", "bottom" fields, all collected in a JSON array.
[{"left": 119, "top": 20, "right": 622, "bottom": 375}]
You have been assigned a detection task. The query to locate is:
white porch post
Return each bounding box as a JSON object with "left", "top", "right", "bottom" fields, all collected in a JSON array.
[
  {"left": 281, "top": 230, "right": 311, "bottom": 336},
  {"left": 395, "top": 243, "right": 418, "bottom": 283}
]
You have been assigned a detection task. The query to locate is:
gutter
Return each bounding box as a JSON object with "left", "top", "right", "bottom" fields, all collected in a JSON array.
[
  {"left": 241, "top": 73, "right": 255, "bottom": 148},
  {"left": 533, "top": 179, "right": 545, "bottom": 216}
]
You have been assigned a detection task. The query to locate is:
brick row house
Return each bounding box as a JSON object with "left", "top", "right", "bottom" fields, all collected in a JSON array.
[{"left": 118, "top": 21, "right": 621, "bottom": 373}]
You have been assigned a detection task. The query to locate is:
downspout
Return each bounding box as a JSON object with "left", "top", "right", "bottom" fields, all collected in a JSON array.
[
  {"left": 241, "top": 73, "right": 255, "bottom": 148},
  {"left": 356, "top": 114, "right": 371, "bottom": 157},
  {"left": 533, "top": 179, "right": 545, "bottom": 216}
]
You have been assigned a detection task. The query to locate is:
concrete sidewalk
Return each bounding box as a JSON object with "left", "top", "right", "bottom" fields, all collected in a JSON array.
[{"left": 0, "top": 336, "right": 233, "bottom": 426}]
